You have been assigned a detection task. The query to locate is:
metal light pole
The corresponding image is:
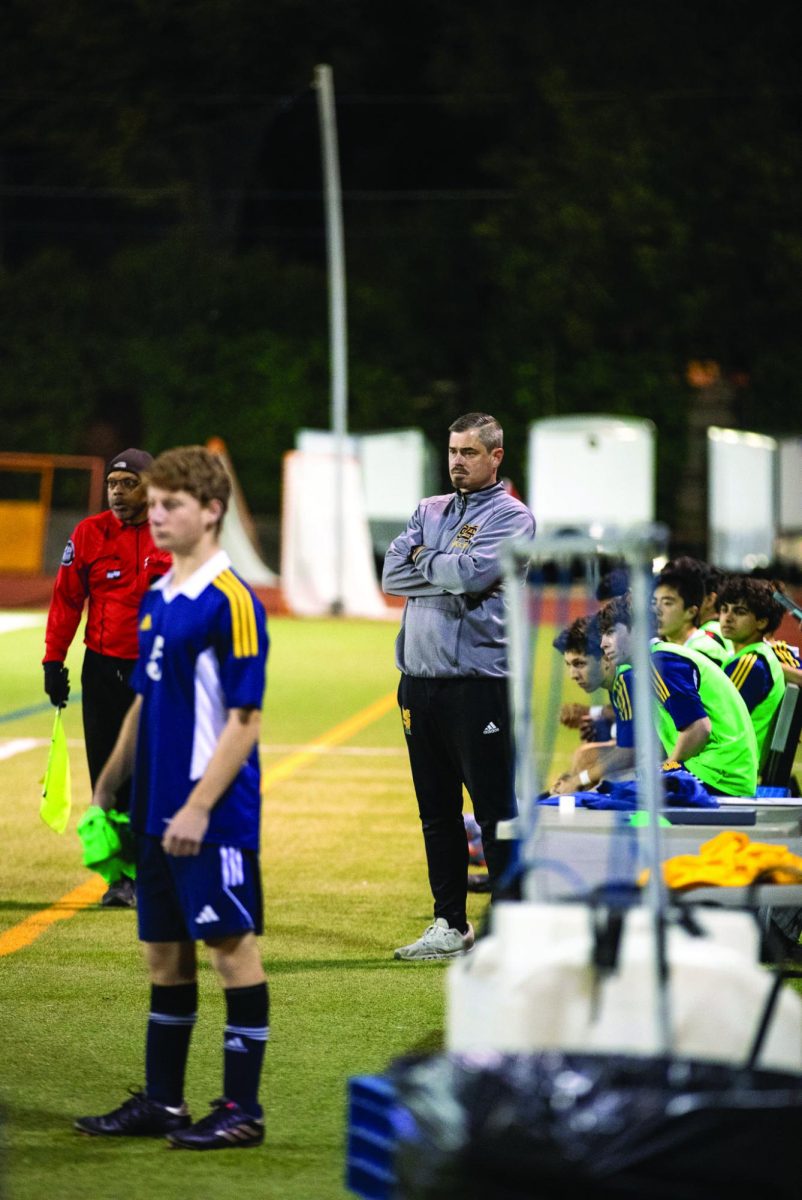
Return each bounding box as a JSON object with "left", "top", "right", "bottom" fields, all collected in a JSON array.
[{"left": 313, "top": 63, "right": 347, "bottom": 615}]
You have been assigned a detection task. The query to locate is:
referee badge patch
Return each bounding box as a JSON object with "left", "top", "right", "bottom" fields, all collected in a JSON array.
[
  {"left": 401, "top": 707, "right": 412, "bottom": 736},
  {"left": 61, "top": 539, "right": 75, "bottom": 566}
]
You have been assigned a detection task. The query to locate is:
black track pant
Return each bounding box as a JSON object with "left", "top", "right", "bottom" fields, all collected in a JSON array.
[
  {"left": 398, "top": 674, "right": 518, "bottom": 931},
  {"left": 81, "top": 648, "right": 137, "bottom": 813}
]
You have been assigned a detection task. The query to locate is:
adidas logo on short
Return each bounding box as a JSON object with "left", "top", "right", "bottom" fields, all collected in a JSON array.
[
  {"left": 195, "top": 905, "right": 220, "bottom": 924},
  {"left": 483, "top": 721, "right": 500, "bottom": 735}
]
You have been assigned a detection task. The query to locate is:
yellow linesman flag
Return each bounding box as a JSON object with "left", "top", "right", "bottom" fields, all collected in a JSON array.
[{"left": 40, "top": 709, "right": 72, "bottom": 834}]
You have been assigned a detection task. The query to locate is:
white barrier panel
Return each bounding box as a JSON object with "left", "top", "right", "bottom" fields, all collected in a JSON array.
[
  {"left": 779, "top": 436, "right": 802, "bottom": 533},
  {"left": 527, "top": 415, "right": 655, "bottom": 533},
  {"left": 280, "top": 450, "right": 390, "bottom": 618},
  {"left": 708, "top": 427, "right": 776, "bottom": 569},
  {"left": 297, "top": 427, "right": 436, "bottom": 556}
]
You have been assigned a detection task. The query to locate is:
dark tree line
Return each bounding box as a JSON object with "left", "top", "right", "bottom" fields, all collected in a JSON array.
[{"left": 1, "top": 0, "right": 800, "bottom": 516}]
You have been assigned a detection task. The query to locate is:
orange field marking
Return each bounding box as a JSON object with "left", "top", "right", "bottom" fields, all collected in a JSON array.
[
  {"left": 261, "top": 689, "right": 397, "bottom": 792},
  {"left": 0, "top": 689, "right": 399, "bottom": 957},
  {"left": 0, "top": 876, "right": 106, "bottom": 958}
]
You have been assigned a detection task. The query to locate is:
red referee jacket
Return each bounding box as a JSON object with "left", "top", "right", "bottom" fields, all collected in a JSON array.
[{"left": 44, "top": 511, "right": 171, "bottom": 662}]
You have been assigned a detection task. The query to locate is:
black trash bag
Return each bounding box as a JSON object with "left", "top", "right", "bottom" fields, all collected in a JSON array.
[{"left": 390, "top": 1051, "right": 802, "bottom": 1200}]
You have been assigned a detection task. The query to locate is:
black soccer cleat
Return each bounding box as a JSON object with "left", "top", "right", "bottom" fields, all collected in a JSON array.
[
  {"left": 75, "top": 1089, "right": 191, "bottom": 1137},
  {"left": 166, "top": 1098, "right": 264, "bottom": 1150},
  {"left": 100, "top": 876, "right": 136, "bottom": 908}
]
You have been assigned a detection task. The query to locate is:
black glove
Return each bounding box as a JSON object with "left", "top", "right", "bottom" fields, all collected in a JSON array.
[{"left": 44, "top": 661, "right": 70, "bottom": 707}]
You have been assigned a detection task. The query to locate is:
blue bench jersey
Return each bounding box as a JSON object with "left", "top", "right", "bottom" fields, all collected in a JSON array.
[
  {"left": 611, "top": 652, "right": 707, "bottom": 749},
  {"left": 130, "top": 550, "right": 268, "bottom": 851}
]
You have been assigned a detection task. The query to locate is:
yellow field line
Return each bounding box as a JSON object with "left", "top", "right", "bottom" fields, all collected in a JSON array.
[
  {"left": 0, "top": 689, "right": 399, "bottom": 957},
  {"left": 262, "top": 689, "right": 397, "bottom": 791},
  {"left": 0, "top": 877, "right": 106, "bottom": 958}
]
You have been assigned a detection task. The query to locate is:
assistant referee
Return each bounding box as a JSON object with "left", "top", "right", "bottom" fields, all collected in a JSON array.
[{"left": 43, "top": 448, "right": 171, "bottom": 906}]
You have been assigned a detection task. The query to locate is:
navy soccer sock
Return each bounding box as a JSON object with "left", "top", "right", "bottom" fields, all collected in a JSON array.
[
  {"left": 223, "top": 983, "right": 270, "bottom": 1119},
  {"left": 145, "top": 982, "right": 198, "bottom": 1107}
]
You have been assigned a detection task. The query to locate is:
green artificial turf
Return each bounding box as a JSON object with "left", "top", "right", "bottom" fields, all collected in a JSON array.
[
  {"left": 4, "top": 610, "right": 797, "bottom": 1199},
  {"left": 3, "top": 612, "right": 576, "bottom": 1200}
]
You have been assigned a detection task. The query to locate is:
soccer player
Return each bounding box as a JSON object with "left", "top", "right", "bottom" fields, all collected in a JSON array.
[
  {"left": 719, "top": 576, "right": 787, "bottom": 767},
  {"left": 43, "top": 448, "right": 171, "bottom": 907},
  {"left": 655, "top": 559, "right": 730, "bottom": 665},
  {"left": 74, "top": 446, "right": 269, "bottom": 1150},
  {"left": 599, "top": 594, "right": 758, "bottom": 797},
  {"left": 555, "top": 615, "right": 616, "bottom": 742},
  {"left": 551, "top": 616, "right": 620, "bottom": 792},
  {"left": 383, "top": 412, "right": 535, "bottom": 960},
  {"left": 696, "top": 562, "right": 733, "bottom": 653}
]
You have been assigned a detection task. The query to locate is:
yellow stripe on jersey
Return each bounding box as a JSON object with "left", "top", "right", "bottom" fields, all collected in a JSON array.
[
  {"left": 651, "top": 666, "right": 670, "bottom": 704},
  {"left": 728, "top": 652, "right": 757, "bottom": 692},
  {"left": 771, "top": 640, "right": 800, "bottom": 667},
  {"left": 213, "top": 570, "right": 258, "bottom": 658},
  {"left": 613, "top": 676, "right": 633, "bottom": 721}
]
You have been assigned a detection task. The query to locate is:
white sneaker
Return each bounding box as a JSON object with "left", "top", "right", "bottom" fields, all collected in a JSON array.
[{"left": 393, "top": 918, "right": 475, "bottom": 961}]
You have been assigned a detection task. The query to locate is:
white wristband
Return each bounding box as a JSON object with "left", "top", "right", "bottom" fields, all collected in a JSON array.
[{"left": 578, "top": 769, "right": 591, "bottom": 788}]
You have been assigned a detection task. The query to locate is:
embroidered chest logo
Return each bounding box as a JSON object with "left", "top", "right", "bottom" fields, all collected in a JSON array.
[
  {"left": 401, "top": 707, "right": 412, "bottom": 736},
  {"left": 139, "top": 613, "right": 152, "bottom": 631},
  {"left": 451, "top": 523, "right": 479, "bottom": 550},
  {"left": 106, "top": 569, "right": 121, "bottom": 580}
]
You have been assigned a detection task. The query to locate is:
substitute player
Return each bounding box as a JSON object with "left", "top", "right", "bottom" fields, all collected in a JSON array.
[
  {"left": 551, "top": 615, "right": 618, "bottom": 793},
  {"left": 719, "top": 575, "right": 786, "bottom": 768},
  {"left": 75, "top": 446, "right": 269, "bottom": 1150},
  {"left": 599, "top": 594, "right": 758, "bottom": 797}
]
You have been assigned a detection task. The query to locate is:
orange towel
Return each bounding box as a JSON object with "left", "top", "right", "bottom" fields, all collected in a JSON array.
[{"left": 643, "top": 831, "right": 802, "bottom": 891}]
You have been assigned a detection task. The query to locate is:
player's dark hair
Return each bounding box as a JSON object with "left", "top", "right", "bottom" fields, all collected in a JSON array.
[
  {"left": 448, "top": 413, "right": 503, "bottom": 451},
  {"left": 718, "top": 575, "right": 786, "bottom": 636},
  {"left": 655, "top": 565, "right": 704, "bottom": 615},
  {"left": 596, "top": 566, "right": 630, "bottom": 603},
  {"left": 146, "top": 446, "right": 231, "bottom": 531},
  {"left": 553, "top": 614, "right": 603, "bottom": 658},
  {"left": 598, "top": 593, "right": 632, "bottom": 634}
]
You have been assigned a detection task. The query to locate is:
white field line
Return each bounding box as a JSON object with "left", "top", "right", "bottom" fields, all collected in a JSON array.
[
  {"left": 0, "top": 737, "right": 403, "bottom": 760},
  {"left": 0, "top": 738, "right": 41, "bottom": 760},
  {"left": 263, "top": 743, "right": 404, "bottom": 756},
  {"left": 0, "top": 613, "right": 46, "bottom": 634}
]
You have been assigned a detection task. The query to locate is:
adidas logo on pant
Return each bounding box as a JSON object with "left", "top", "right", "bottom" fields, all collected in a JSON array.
[{"left": 482, "top": 721, "right": 500, "bottom": 735}]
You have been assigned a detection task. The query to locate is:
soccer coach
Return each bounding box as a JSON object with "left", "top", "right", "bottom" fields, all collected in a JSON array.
[{"left": 383, "top": 413, "right": 535, "bottom": 961}]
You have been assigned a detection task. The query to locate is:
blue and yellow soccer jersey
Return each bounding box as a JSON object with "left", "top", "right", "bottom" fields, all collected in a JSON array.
[
  {"left": 724, "top": 640, "right": 786, "bottom": 766},
  {"left": 651, "top": 642, "right": 757, "bottom": 796},
  {"left": 650, "top": 650, "right": 708, "bottom": 732},
  {"left": 610, "top": 644, "right": 757, "bottom": 795},
  {"left": 612, "top": 654, "right": 708, "bottom": 748},
  {"left": 610, "top": 665, "right": 635, "bottom": 748},
  {"left": 770, "top": 640, "right": 801, "bottom": 670},
  {"left": 724, "top": 649, "right": 775, "bottom": 713},
  {"left": 130, "top": 550, "right": 268, "bottom": 850}
]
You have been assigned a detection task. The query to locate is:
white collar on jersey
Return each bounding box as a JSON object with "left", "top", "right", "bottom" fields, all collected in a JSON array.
[{"left": 154, "top": 548, "right": 232, "bottom": 603}]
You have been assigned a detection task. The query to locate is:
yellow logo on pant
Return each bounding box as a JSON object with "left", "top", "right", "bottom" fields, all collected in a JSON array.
[{"left": 401, "top": 707, "right": 412, "bottom": 735}]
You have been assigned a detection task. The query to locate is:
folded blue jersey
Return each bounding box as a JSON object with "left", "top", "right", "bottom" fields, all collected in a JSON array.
[{"left": 540, "top": 768, "right": 719, "bottom": 811}]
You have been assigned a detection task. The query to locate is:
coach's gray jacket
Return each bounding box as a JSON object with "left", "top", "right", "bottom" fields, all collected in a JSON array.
[{"left": 382, "top": 482, "right": 536, "bottom": 678}]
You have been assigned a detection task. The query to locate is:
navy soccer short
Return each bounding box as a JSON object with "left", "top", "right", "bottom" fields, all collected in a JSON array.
[{"left": 136, "top": 834, "right": 264, "bottom": 943}]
